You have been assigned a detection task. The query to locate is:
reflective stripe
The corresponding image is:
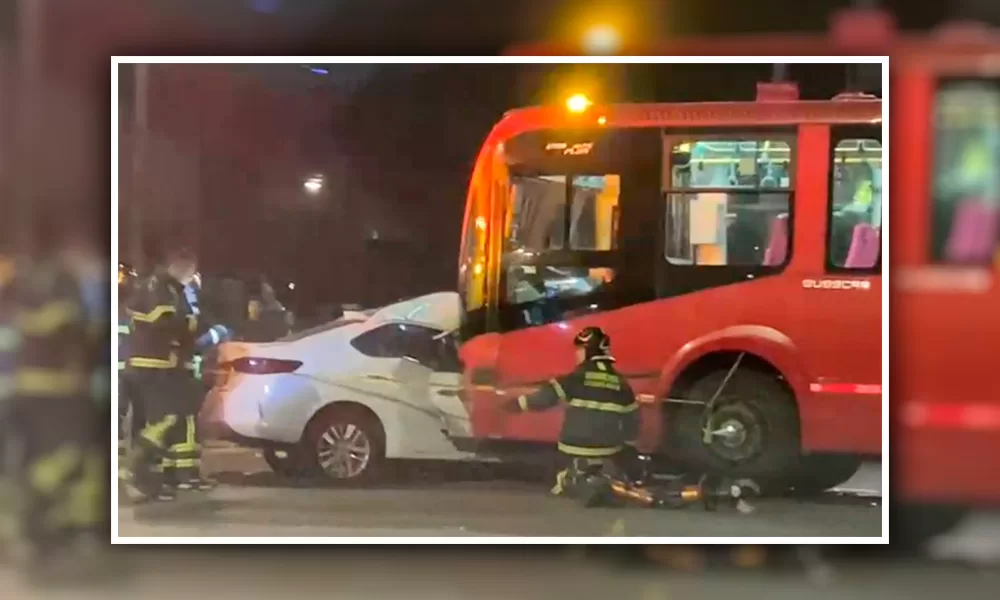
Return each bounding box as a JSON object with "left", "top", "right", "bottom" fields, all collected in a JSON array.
[
  {"left": 131, "top": 305, "right": 176, "bottom": 323},
  {"left": 568, "top": 398, "right": 637, "bottom": 414},
  {"left": 517, "top": 395, "right": 529, "bottom": 411},
  {"left": 117, "top": 361, "right": 127, "bottom": 370},
  {"left": 0, "top": 374, "right": 13, "bottom": 398},
  {"left": 557, "top": 442, "right": 622, "bottom": 457},
  {"left": 15, "top": 369, "right": 86, "bottom": 396},
  {"left": 809, "top": 383, "right": 881, "bottom": 395},
  {"left": 16, "top": 301, "right": 80, "bottom": 335},
  {"left": 117, "top": 325, "right": 130, "bottom": 335},
  {"left": 905, "top": 402, "right": 1000, "bottom": 431},
  {"left": 550, "top": 379, "right": 567, "bottom": 401},
  {"left": 128, "top": 354, "right": 179, "bottom": 369},
  {"left": 186, "top": 314, "right": 198, "bottom": 332},
  {"left": 0, "top": 326, "right": 19, "bottom": 351}
]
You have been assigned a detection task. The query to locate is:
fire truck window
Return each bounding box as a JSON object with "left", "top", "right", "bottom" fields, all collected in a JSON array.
[
  {"left": 931, "top": 79, "right": 1000, "bottom": 266},
  {"left": 828, "top": 138, "right": 883, "bottom": 270},
  {"left": 664, "top": 138, "right": 793, "bottom": 266},
  {"left": 569, "top": 175, "right": 620, "bottom": 251},
  {"left": 508, "top": 175, "right": 567, "bottom": 252}
]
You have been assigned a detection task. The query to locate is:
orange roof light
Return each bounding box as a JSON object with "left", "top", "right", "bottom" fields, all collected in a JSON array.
[{"left": 566, "top": 93, "right": 592, "bottom": 113}]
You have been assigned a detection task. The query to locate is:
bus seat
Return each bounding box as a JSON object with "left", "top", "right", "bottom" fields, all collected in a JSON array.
[
  {"left": 762, "top": 213, "right": 789, "bottom": 266},
  {"left": 844, "top": 223, "right": 880, "bottom": 269},
  {"left": 945, "top": 198, "right": 999, "bottom": 264}
]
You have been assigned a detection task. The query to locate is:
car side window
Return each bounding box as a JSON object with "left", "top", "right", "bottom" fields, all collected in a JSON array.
[{"left": 350, "top": 324, "right": 409, "bottom": 359}]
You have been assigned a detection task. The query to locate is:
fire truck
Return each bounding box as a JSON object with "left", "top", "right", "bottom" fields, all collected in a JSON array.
[
  {"left": 494, "top": 8, "right": 999, "bottom": 542},
  {"left": 455, "top": 84, "right": 884, "bottom": 497}
]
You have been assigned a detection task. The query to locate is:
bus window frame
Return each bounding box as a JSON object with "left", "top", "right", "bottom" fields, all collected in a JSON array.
[
  {"left": 928, "top": 76, "right": 1000, "bottom": 267},
  {"left": 662, "top": 130, "right": 798, "bottom": 270},
  {"left": 824, "top": 124, "right": 884, "bottom": 275}
]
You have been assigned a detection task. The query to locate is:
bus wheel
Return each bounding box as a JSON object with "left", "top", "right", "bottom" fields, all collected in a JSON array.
[
  {"left": 788, "top": 453, "right": 865, "bottom": 496},
  {"left": 667, "top": 369, "right": 800, "bottom": 490}
]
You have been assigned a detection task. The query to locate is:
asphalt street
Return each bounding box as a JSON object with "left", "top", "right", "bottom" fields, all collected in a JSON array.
[{"left": 117, "top": 447, "right": 884, "bottom": 539}]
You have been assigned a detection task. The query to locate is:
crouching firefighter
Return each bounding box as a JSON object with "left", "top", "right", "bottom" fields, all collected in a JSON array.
[
  {"left": 505, "top": 326, "right": 640, "bottom": 505},
  {"left": 121, "top": 246, "right": 214, "bottom": 503}
]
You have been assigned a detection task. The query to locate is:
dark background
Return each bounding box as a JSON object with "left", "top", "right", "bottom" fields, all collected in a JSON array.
[{"left": 6, "top": 0, "right": 997, "bottom": 311}]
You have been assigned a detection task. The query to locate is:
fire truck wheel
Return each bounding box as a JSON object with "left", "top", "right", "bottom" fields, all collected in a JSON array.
[
  {"left": 893, "top": 504, "right": 967, "bottom": 549},
  {"left": 262, "top": 446, "right": 317, "bottom": 480},
  {"left": 667, "top": 369, "right": 800, "bottom": 490},
  {"left": 788, "top": 453, "right": 864, "bottom": 495},
  {"left": 304, "top": 404, "right": 386, "bottom": 485}
]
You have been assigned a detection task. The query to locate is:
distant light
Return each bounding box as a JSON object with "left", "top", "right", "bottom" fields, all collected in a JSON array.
[
  {"left": 582, "top": 24, "right": 623, "bottom": 55},
  {"left": 309, "top": 67, "right": 330, "bottom": 75},
  {"left": 597, "top": 115, "right": 607, "bottom": 126},
  {"left": 475, "top": 216, "right": 487, "bottom": 230},
  {"left": 473, "top": 262, "right": 484, "bottom": 276},
  {"left": 566, "top": 93, "right": 592, "bottom": 114},
  {"left": 304, "top": 175, "right": 324, "bottom": 194},
  {"left": 288, "top": 282, "right": 296, "bottom": 290}
]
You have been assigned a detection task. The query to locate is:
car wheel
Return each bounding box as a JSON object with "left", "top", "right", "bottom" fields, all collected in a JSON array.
[
  {"left": 262, "top": 447, "right": 316, "bottom": 480},
  {"left": 304, "top": 405, "right": 385, "bottom": 484},
  {"left": 787, "top": 453, "right": 865, "bottom": 496},
  {"left": 893, "top": 504, "right": 967, "bottom": 550},
  {"left": 665, "top": 368, "right": 800, "bottom": 490}
]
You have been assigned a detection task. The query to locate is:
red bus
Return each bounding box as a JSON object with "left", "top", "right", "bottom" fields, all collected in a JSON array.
[
  {"left": 455, "top": 89, "right": 884, "bottom": 494},
  {"left": 498, "top": 8, "right": 1000, "bottom": 541}
]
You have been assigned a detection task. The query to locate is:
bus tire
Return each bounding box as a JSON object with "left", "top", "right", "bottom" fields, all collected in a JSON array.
[
  {"left": 788, "top": 453, "right": 865, "bottom": 496},
  {"left": 893, "top": 504, "right": 967, "bottom": 550},
  {"left": 666, "top": 368, "right": 800, "bottom": 489}
]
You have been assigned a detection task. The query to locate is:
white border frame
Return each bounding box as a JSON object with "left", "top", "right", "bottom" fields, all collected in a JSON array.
[{"left": 111, "top": 55, "right": 889, "bottom": 545}]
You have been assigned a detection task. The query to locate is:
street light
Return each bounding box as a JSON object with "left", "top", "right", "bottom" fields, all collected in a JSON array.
[{"left": 304, "top": 175, "right": 323, "bottom": 194}]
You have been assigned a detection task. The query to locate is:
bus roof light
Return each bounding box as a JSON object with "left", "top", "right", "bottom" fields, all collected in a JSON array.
[{"left": 566, "top": 93, "right": 592, "bottom": 113}]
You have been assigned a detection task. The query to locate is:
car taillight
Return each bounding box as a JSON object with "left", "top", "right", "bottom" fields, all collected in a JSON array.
[{"left": 229, "top": 357, "right": 303, "bottom": 375}]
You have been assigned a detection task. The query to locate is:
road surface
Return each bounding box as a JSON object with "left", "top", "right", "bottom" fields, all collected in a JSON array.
[{"left": 117, "top": 447, "right": 884, "bottom": 538}]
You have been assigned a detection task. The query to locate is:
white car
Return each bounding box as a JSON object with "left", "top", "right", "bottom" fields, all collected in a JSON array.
[{"left": 199, "top": 292, "right": 480, "bottom": 483}]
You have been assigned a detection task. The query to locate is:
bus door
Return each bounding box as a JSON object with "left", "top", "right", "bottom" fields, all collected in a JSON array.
[
  {"left": 490, "top": 127, "right": 662, "bottom": 442},
  {"left": 801, "top": 125, "right": 883, "bottom": 452},
  {"left": 896, "top": 72, "right": 1000, "bottom": 502}
]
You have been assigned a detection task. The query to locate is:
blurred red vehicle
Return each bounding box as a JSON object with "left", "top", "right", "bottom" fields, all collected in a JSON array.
[{"left": 499, "top": 9, "right": 1000, "bottom": 541}]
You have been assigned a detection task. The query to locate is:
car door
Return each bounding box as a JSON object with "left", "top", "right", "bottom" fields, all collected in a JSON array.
[{"left": 393, "top": 326, "right": 472, "bottom": 438}]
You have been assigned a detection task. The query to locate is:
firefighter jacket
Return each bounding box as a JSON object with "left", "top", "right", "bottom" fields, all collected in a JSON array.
[
  {"left": 0, "top": 258, "right": 20, "bottom": 406},
  {"left": 516, "top": 356, "right": 640, "bottom": 457},
  {"left": 127, "top": 269, "right": 205, "bottom": 371},
  {"left": 8, "top": 262, "right": 91, "bottom": 401}
]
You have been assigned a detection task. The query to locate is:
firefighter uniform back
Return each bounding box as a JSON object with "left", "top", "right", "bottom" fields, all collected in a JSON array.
[
  {"left": 512, "top": 327, "right": 639, "bottom": 500},
  {"left": 123, "top": 268, "right": 204, "bottom": 500},
  {"left": 5, "top": 261, "right": 104, "bottom": 562}
]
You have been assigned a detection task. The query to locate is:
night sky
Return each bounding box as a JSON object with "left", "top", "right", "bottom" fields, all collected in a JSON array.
[{"left": 120, "top": 0, "right": 1000, "bottom": 311}]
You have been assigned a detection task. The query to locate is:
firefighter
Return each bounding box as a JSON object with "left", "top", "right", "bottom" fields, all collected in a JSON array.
[
  {"left": 117, "top": 269, "right": 137, "bottom": 458},
  {"left": 0, "top": 251, "right": 21, "bottom": 546},
  {"left": 121, "top": 245, "right": 211, "bottom": 502},
  {"left": 505, "top": 326, "right": 640, "bottom": 504},
  {"left": 5, "top": 232, "right": 107, "bottom": 570}
]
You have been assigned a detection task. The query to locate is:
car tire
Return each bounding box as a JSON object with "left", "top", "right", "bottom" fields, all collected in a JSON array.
[
  {"left": 262, "top": 447, "right": 317, "bottom": 480},
  {"left": 788, "top": 453, "right": 865, "bottom": 496},
  {"left": 304, "top": 405, "right": 386, "bottom": 485},
  {"left": 893, "top": 504, "right": 967, "bottom": 550},
  {"left": 665, "top": 368, "right": 800, "bottom": 490}
]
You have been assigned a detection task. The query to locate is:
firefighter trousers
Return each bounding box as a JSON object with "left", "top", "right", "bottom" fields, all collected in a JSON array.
[
  {"left": 551, "top": 455, "right": 623, "bottom": 498},
  {"left": 4, "top": 393, "right": 107, "bottom": 557},
  {"left": 124, "top": 368, "right": 202, "bottom": 495}
]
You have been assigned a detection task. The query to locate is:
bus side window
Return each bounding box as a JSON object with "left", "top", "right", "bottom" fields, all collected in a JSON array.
[
  {"left": 826, "top": 134, "right": 882, "bottom": 272},
  {"left": 930, "top": 79, "right": 1000, "bottom": 266},
  {"left": 663, "top": 137, "right": 793, "bottom": 267}
]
